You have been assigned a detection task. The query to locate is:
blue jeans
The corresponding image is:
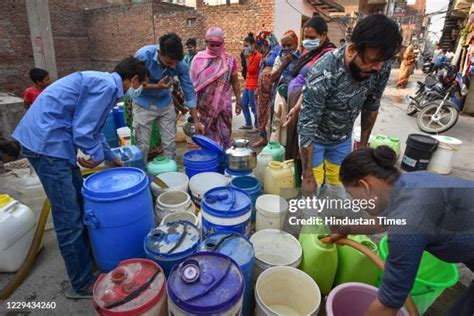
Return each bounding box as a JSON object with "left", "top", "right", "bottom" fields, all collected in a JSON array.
[
  {"left": 21, "top": 147, "right": 95, "bottom": 292},
  {"left": 241, "top": 89, "right": 257, "bottom": 127}
]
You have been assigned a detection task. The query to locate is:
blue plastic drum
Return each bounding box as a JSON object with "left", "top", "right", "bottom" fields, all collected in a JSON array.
[{"left": 82, "top": 167, "right": 154, "bottom": 272}]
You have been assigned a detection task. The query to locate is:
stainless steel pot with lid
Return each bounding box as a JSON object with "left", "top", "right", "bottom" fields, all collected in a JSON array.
[{"left": 225, "top": 138, "right": 257, "bottom": 172}]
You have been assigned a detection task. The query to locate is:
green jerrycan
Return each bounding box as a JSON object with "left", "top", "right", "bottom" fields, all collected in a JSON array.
[
  {"left": 261, "top": 141, "right": 286, "bottom": 162},
  {"left": 334, "top": 234, "right": 381, "bottom": 286},
  {"left": 299, "top": 224, "right": 338, "bottom": 295}
]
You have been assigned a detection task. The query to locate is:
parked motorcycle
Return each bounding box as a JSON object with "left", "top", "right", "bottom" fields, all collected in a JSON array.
[
  {"left": 416, "top": 73, "right": 469, "bottom": 134},
  {"left": 406, "top": 65, "right": 457, "bottom": 115}
]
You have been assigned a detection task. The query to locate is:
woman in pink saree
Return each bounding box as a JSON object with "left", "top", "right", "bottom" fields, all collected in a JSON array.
[{"left": 190, "top": 27, "right": 242, "bottom": 148}]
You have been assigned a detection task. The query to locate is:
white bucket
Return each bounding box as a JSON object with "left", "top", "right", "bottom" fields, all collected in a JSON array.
[
  {"left": 250, "top": 229, "right": 302, "bottom": 282},
  {"left": 255, "top": 266, "right": 321, "bottom": 316},
  {"left": 155, "top": 190, "right": 194, "bottom": 223},
  {"left": 150, "top": 172, "right": 189, "bottom": 198},
  {"left": 255, "top": 195, "right": 289, "bottom": 231},
  {"left": 117, "top": 126, "right": 131, "bottom": 146},
  {"left": 428, "top": 135, "right": 462, "bottom": 174},
  {"left": 160, "top": 210, "right": 201, "bottom": 231},
  {"left": 189, "top": 172, "right": 229, "bottom": 203}
]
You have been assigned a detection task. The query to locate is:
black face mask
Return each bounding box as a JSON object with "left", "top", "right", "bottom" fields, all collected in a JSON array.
[{"left": 348, "top": 59, "right": 377, "bottom": 82}]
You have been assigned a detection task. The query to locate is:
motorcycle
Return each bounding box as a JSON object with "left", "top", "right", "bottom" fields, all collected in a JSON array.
[
  {"left": 406, "top": 65, "right": 457, "bottom": 116},
  {"left": 416, "top": 73, "right": 469, "bottom": 134},
  {"left": 421, "top": 52, "right": 433, "bottom": 74}
]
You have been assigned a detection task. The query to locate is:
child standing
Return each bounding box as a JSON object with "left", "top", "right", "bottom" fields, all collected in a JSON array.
[
  {"left": 240, "top": 33, "right": 262, "bottom": 131},
  {"left": 23, "top": 68, "right": 51, "bottom": 110}
]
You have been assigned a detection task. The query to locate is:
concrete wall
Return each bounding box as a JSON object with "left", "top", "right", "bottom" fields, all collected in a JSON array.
[
  {"left": 274, "top": 0, "right": 314, "bottom": 41},
  {"left": 0, "top": 94, "right": 25, "bottom": 140}
]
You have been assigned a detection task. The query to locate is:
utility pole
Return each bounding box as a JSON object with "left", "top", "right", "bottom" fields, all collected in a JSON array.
[{"left": 25, "top": 0, "right": 58, "bottom": 80}]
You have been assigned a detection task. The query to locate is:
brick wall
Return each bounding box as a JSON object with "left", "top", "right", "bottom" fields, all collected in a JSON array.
[
  {"left": 196, "top": 0, "right": 275, "bottom": 73},
  {"left": 0, "top": 0, "right": 109, "bottom": 96},
  {"left": 0, "top": 0, "right": 275, "bottom": 95},
  {"left": 86, "top": 3, "right": 156, "bottom": 70}
]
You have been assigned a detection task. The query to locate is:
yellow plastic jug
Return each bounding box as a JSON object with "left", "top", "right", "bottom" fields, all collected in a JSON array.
[{"left": 263, "top": 160, "right": 298, "bottom": 199}]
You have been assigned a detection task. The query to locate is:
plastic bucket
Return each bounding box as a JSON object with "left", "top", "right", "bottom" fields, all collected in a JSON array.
[
  {"left": 189, "top": 172, "right": 230, "bottom": 204},
  {"left": 82, "top": 167, "right": 154, "bottom": 272},
  {"left": 255, "top": 194, "right": 289, "bottom": 231},
  {"left": 144, "top": 221, "right": 200, "bottom": 277},
  {"left": 255, "top": 266, "right": 321, "bottom": 316},
  {"left": 183, "top": 149, "right": 219, "bottom": 178},
  {"left": 230, "top": 176, "right": 261, "bottom": 221},
  {"left": 160, "top": 211, "right": 200, "bottom": 231},
  {"left": 201, "top": 186, "right": 252, "bottom": 237},
  {"left": 250, "top": 229, "right": 302, "bottom": 282},
  {"left": 326, "top": 282, "right": 408, "bottom": 316},
  {"left": 379, "top": 236, "right": 459, "bottom": 314},
  {"left": 200, "top": 232, "right": 254, "bottom": 316},
  {"left": 401, "top": 134, "right": 438, "bottom": 171},
  {"left": 150, "top": 172, "right": 189, "bottom": 198},
  {"left": 117, "top": 127, "right": 131, "bottom": 147},
  {"left": 167, "top": 252, "right": 244, "bottom": 315},
  {"left": 93, "top": 259, "right": 167, "bottom": 316},
  {"left": 428, "top": 135, "right": 462, "bottom": 174},
  {"left": 154, "top": 190, "right": 194, "bottom": 223}
]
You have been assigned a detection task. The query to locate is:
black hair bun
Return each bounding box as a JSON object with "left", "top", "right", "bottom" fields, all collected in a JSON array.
[
  {"left": 248, "top": 32, "right": 254, "bottom": 38},
  {"left": 373, "top": 146, "right": 397, "bottom": 169}
]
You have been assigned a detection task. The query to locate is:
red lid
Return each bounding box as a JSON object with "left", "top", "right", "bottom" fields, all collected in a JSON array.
[{"left": 93, "top": 259, "right": 166, "bottom": 316}]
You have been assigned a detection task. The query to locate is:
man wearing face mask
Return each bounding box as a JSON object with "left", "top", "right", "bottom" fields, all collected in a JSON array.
[
  {"left": 298, "top": 14, "right": 402, "bottom": 197},
  {"left": 12, "top": 57, "right": 148, "bottom": 299},
  {"left": 134, "top": 33, "right": 204, "bottom": 160},
  {"left": 183, "top": 38, "right": 197, "bottom": 68}
]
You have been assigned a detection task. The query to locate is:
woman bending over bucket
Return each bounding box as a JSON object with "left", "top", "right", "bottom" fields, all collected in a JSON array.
[{"left": 331, "top": 146, "right": 474, "bottom": 316}]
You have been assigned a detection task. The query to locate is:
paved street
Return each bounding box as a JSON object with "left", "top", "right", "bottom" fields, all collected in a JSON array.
[{"left": 1, "top": 69, "right": 473, "bottom": 315}]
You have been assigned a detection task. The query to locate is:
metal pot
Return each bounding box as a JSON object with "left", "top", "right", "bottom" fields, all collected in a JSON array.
[
  {"left": 183, "top": 116, "right": 195, "bottom": 137},
  {"left": 225, "top": 138, "right": 257, "bottom": 172}
]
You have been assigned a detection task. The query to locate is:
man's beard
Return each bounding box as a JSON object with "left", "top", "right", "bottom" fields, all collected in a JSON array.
[{"left": 349, "top": 59, "right": 378, "bottom": 82}]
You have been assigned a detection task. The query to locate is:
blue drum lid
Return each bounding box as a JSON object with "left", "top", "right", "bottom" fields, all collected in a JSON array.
[
  {"left": 82, "top": 167, "right": 148, "bottom": 199},
  {"left": 167, "top": 252, "right": 244, "bottom": 313},
  {"left": 192, "top": 135, "right": 225, "bottom": 156},
  {"left": 144, "top": 221, "right": 200, "bottom": 258},
  {"left": 200, "top": 232, "right": 254, "bottom": 267},
  {"left": 183, "top": 150, "right": 218, "bottom": 163},
  {"left": 201, "top": 187, "right": 252, "bottom": 218}
]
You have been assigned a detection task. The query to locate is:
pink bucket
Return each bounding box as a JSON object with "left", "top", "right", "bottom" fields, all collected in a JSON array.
[{"left": 326, "top": 282, "right": 408, "bottom": 316}]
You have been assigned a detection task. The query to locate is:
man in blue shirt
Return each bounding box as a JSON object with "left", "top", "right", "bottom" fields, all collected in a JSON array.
[
  {"left": 133, "top": 33, "right": 203, "bottom": 160},
  {"left": 13, "top": 57, "right": 149, "bottom": 299}
]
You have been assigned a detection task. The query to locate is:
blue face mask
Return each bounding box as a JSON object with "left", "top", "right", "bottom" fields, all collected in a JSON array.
[
  {"left": 127, "top": 84, "right": 143, "bottom": 98},
  {"left": 243, "top": 47, "right": 252, "bottom": 55},
  {"left": 302, "top": 39, "right": 320, "bottom": 51}
]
